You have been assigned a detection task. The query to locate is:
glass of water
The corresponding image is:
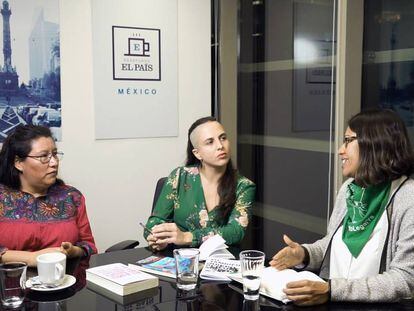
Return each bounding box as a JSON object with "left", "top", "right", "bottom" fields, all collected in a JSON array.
[
  {"left": 0, "top": 262, "right": 27, "bottom": 308},
  {"left": 240, "top": 250, "right": 265, "bottom": 300},
  {"left": 174, "top": 248, "right": 200, "bottom": 290}
]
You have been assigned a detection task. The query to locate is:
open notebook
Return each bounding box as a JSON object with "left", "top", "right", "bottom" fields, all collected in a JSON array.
[{"left": 230, "top": 266, "right": 325, "bottom": 304}]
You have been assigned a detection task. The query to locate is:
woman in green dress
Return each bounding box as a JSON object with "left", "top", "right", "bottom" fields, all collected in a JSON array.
[{"left": 144, "top": 117, "right": 256, "bottom": 250}]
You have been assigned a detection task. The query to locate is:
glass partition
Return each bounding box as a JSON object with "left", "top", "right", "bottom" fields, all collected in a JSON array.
[
  {"left": 362, "top": 0, "right": 414, "bottom": 141},
  {"left": 236, "top": 0, "right": 337, "bottom": 254}
]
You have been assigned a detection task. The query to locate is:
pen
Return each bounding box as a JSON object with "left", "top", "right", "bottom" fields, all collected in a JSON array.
[{"left": 139, "top": 222, "right": 153, "bottom": 235}]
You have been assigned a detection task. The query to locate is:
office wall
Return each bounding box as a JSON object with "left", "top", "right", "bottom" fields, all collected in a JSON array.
[{"left": 57, "top": 0, "right": 211, "bottom": 251}]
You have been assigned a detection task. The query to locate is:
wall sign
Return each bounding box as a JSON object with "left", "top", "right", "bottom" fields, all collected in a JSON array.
[
  {"left": 92, "top": 0, "right": 178, "bottom": 139},
  {"left": 112, "top": 26, "right": 161, "bottom": 81}
]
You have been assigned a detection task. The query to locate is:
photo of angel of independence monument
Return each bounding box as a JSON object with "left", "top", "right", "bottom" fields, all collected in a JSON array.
[{"left": 0, "top": 0, "right": 61, "bottom": 142}]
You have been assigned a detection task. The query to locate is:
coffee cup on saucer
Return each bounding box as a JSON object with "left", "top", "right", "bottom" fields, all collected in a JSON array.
[{"left": 37, "top": 253, "right": 66, "bottom": 285}]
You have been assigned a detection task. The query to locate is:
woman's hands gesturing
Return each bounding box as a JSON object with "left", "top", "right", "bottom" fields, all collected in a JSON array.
[
  {"left": 269, "top": 235, "right": 306, "bottom": 270},
  {"left": 269, "top": 235, "right": 329, "bottom": 306}
]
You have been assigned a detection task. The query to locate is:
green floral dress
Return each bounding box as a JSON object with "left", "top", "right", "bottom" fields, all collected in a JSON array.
[{"left": 145, "top": 166, "right": 256, "bottom": 247}]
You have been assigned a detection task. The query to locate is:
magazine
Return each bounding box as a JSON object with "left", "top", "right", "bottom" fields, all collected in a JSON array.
[
  {"left": 200, "top": 257, "right": 240, "bottom": 281},
  {"left": 133, "top": 255, "right": 193, "bottom": 279},
  {"left": 134, "top": 256, "right": 177, "bottom": 278}
]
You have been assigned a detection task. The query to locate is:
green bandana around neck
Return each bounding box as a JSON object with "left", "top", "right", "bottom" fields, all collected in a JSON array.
[{"left": 342, "top": 181, "right": 391, "bottom": 258}]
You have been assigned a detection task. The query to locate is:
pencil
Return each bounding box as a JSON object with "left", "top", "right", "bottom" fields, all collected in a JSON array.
[{"left": 139, "top": 222, "right": 153, "bottom": 235}]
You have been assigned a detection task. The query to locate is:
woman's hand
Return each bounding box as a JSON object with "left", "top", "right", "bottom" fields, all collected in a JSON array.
[
  {"left": 60, "top": 242, "right": 84, "bottom": 258},
  {"left": 28, "top": 247, "right": 61, "bottom": 266},
  {"left": 283, "top": 280, "right": 330, "bottom": 306},
  {"left": 269, "top": 235, "right": 305, "bottom": 270},
  {"left": 3, "top": 247, "right": 64, "bottom": 267},
  {"left": 146, "top": 234, "right": 168, "bottom": 252},
  {"left": 151, "top": 223, "right": 193, "bottom": 246}
]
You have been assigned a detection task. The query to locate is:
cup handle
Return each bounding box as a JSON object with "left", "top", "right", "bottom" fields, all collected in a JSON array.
[{"left": 55, "top": 263, "right": 64, "bottom": 280}]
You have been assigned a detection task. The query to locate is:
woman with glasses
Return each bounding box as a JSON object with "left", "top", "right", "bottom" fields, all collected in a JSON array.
[
  {"left": 270, "top": 109, "right": 414, "bottom": 305},
  {"left": 0, "top": 125, "right": 96, "bottom": 266},
  {"left": 144, "top": 116, "right": 255, "bottom": 250}
]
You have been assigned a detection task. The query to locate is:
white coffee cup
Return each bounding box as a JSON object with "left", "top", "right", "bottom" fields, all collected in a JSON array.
[{"left": 36, "top": 252, "right": 66, "bottom": 285}]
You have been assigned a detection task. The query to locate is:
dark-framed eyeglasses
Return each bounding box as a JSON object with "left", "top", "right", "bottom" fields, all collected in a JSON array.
[
  {"left": 343, "top": 136, "right": 357, "bottom": 148},
  {"left": 26, "top": 151, "right": 64, "bottom": 164}
]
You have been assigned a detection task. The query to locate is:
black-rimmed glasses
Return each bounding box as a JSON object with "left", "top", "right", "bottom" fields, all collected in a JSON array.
[
  {"left": 343, "top": 136, "right": 357, "bottom": 148},
  {"left": 26, "top": 151, "right": 64, "bottom": 164}
]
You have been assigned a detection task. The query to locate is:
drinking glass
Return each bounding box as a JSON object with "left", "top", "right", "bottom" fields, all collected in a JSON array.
[
  {"left": 0, "top": 262, "right": 27, "bottom": 308},
  {"left": 174, "top": 248, "right": 200, "bottom": 290},
  {"left": 240, "top": 250, "right": 265, "bottom": 300}
]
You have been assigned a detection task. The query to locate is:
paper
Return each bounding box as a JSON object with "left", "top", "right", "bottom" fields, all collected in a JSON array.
[
  {"left": 200, "top": 257, "right": 240, "bottom": 281},
  {"left": 199, "top": 235, "right": 233, "bottom": 261}
]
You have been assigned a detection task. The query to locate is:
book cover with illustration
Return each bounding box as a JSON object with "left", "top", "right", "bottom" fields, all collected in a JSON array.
[
  {"left": 134, "top": 256, "right": 185, "bottom": 278},
  {"left": 134, "top": 235, "right": 233, "bottom": 278}
]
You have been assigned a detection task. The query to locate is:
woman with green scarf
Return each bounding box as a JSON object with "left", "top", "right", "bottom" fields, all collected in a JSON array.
[{"left": 270, "top": 109, "right": 414, "bottom": 305}]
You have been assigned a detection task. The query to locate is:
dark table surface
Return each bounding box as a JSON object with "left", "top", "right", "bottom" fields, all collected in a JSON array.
[{"left": 3, "top": 247, "right": 414, "bottom": 311}]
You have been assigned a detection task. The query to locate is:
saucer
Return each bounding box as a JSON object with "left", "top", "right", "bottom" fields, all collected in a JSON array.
[{"left": 26, "top": 275, "right": 76, "bottom": 292}]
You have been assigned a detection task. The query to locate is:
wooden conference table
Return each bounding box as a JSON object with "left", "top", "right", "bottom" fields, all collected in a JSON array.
[{"left": 2, "top": 247, "right": 414, "bottom": 311}]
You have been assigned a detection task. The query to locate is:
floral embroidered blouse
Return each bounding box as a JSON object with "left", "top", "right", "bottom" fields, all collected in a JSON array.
[
  {"left": 145, "top": 166, "right": 256, "bottom": 247},
  {"left": 0, "top": 183, "right": 97, "bottom": 256}
]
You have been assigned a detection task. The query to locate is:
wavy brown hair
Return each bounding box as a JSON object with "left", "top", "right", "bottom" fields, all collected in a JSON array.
[
  {"left": 349, "top": 109, "right": 414, "bottom": 187},
  {"left": 186, "top": 117, "right": 237, "bottom": 221}
]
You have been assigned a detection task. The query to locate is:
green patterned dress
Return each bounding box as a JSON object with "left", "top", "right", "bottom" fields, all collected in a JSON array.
[{"left": 145, "top": 166, "right": 256, "bottom": 247}]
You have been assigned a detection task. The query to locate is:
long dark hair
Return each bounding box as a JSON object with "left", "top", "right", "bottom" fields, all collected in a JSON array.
[
  {"left": 186, "top": 116, "right": 237, "bottom": 221},
  {"left": 348, "top": 109, "right": 414, "bottom": 187},
  {"left": 0, "top": 124, "right": 60, "bottom": 190}
]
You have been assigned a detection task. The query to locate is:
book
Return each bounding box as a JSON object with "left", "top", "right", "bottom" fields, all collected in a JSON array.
[
  {"left": 200, "top": 257, "right": 240, "bottom": 281},
  {"left": 229, "top": 267, "right": 325, "bottom": 303},
  {"left": 86, "top": 263, "right": 159, "bottom": 296},
  {"left": 134, "top": 256, "right": 177, "bottom": 279},
  {"left": 87, "top": 282, "right": 159, "bottom": 306},
  {"left": 198, "top": 234, "right": 235, "bottom": 261}
]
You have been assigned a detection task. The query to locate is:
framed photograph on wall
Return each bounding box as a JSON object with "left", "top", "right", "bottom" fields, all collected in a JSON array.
[{"left": 0, "top": 0, "right": 61, "bottom": 142}]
